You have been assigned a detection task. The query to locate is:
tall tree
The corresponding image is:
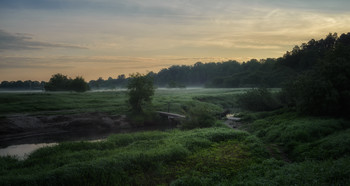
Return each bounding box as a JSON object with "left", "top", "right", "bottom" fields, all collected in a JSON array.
[
  {"left": 127, "top": 73, "right": 155, "bottom": 113},
  {"left": 45, "top": 73, "right": 70, "bottom": 91}
]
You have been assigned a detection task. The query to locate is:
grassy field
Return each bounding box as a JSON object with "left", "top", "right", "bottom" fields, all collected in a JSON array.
[
  {"left": 0, "top": 88, "right": 253, "bottom": 116},
  {"left": 1, "top": 88, "right": 349, "bottom": 185}
]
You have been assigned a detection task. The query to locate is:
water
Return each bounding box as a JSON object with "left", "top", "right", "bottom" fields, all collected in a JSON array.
[
  {"left": 0, "top": 124, "right": 175, "bottom": 160},
  {"left": 0, "top": 143, "right": 57, "bottom": 160},
  {"left": 0, "top": 90, "right": 44, "bottom": 93}
]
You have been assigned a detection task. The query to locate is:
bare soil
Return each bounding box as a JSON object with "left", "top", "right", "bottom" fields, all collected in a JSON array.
[{"left": 0, "top": 112, "right": 136, "bottom": 147}]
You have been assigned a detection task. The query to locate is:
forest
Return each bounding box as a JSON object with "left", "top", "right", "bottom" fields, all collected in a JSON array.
[
  {"left": 87, "top": 33, "right": 350, "bottom": 90},
  {"left": 1, "top": 33, "right": 349, "bottom": 91}
]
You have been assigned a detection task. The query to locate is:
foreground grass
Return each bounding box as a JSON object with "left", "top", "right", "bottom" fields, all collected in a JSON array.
[
  {"left": 0, "top": 127, "right": 268, "bottom": 185},
  {"left": 1, "top": 126, "right": 349, "bottom": 185},
  {"left": 244, "top": 111, "right": 350, "bottom": 161}
]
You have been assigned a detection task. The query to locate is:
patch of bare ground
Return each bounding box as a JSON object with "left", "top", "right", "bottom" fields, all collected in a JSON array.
[{"left": 0, "top": 112, "right": 131, "bottom": 147}]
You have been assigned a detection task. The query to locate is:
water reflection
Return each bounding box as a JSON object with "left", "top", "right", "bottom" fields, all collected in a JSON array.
[
  {"left": 0, "top": 124, "right": 175, "bottom": 160},
  {"left": 0, "top": 143, "right": 57, "bottom": 160}
]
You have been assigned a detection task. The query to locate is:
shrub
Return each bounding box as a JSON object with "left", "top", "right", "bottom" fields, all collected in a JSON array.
[
  {"left": 127, "top": 73, "right": 155, "bottom": 113},
  {"left": 45, "top": 73, "right": 89, "bottom": 92},
  {"left": 237, "top": 88, "right": 282, "bottom": 111},
  {"left": 180, "top": 104, "right": 216, "bottom": 129}
]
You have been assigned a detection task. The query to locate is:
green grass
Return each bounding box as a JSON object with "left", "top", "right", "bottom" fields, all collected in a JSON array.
[
  {"left": 2, "top": 121, "right": 349, "bottom": 185},
  {"left": 225, "top": 157, "right": 350, "bottom": 186},
  {"left": 0, "top": 128, "right": 267, "bottom": 185},
  {"left": 0, "top": 92, "right": 128, "bottom": 115},
  {"left": 0, "top": 88, "right": 247, "bottom": 116},
  {"left": 245, "top": 111, "right": 350, "bottom": 161}
]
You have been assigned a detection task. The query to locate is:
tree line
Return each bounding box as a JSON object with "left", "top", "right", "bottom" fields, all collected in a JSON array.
[
  {"left": 236, "top": 32, "right": 350, "bottom": 118},
  {"left": 0, "top": 80, "right": 45, "bottom": 90},
  {"left": 88, "top": 33, "right": 349, "bottom": 89},
  {"left": 44, "top": 73, "right": 89, "bottom": 92},
  {"left": 1, "top": 32, "right": 349, "bottom": 102}
]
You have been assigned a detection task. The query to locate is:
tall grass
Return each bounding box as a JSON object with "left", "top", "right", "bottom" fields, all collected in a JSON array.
[
  {"left": 0, "top": 128, "right": 266, "bottom": 185},
  {"left": 246, "top": 111, "right": 350, "bottom": 161}
]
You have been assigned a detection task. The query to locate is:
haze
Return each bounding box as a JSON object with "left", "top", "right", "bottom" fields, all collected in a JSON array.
[{"left": 1, "top": 0, "right": 350, "bottom": 81}]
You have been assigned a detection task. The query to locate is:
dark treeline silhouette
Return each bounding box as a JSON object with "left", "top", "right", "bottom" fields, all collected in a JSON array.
[
  {"left": 235, "top": 32, "right": 350, "bottom": 117},
  {"left": 0, "top": 80, "right": 45, "bottom": 90},
  {"left": 281, "top": 32, "right": 350, "bottom": 117},
  {"left": 88, "top": 33, "right": 349, "bottom": 89},
  {"left": 45, "top": 73, "right": 89, "bottom": 92},
  {"left": 1, "top": 32, "right": 349, "bottom": 93},
  {"left": 88, "top": 74, "right": 128, "bottom": 89}
]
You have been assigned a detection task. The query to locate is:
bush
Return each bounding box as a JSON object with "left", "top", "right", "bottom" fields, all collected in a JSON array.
[
  {"left": 237, "top": 88, "right": 282, "bottom": 111},
  {"left": 45, "top": 73, "right": 89, "bottom": 92},
  {"left": 127, "top": 73, "right": 155, "bottom": 113},
  {"left": 248, "top": 112, "right": 350, "bottom": 160},
  {"left": 281, "top": 55, "right": 350, "bottom": 117},
  {"left": 180, "top": 104, "right": 217, "bottom": 129}
]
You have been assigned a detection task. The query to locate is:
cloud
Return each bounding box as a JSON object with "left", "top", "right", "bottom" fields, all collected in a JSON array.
[{"left": 0, "top": 30, "right": 88, "bottom": 51}]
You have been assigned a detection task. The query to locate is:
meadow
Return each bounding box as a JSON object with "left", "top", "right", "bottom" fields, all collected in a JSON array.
[
  {"left": 0, "top": 88, "right": 253, "bottom": 116},
  {"left": 0, "top": 88, "right": 349, "bottom": 185}
]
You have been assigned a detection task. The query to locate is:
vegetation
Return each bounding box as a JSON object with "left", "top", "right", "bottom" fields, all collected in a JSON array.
[
  {"left": 0, "top": 128, "right": 267, "bottom": 185},
  {"left": 127, "top": 73, "right": 155, "bottom": 113},
  {"left": 45, "top": 73, "right": 89, "bottom": 92},
  {"left": 1, "top": 116, "right": 349, "bottom": 185},
  {"left": 1, "top": 33, "right": 349, "bottom": 91},
  {"left": 0, "top": 91, "right": 128, "bottom": 115},
  {"left": 180, "top": 103, "right": 218, "bottom": 129},
  {"left": 1, "top": 33, "right": 350, "bottom": 185},
  {"left": 237, "top": 88, "right": 282, "bottom": 112},
  {"left": 83, "top": 32, "right": 349, "bottom": 91},
  {"left": 0, "top": 88, "right": 247, "bottom": 116},
  {"left": 0, "top": 80, "right": 44, "bottom": 90},
  {"left": 281, "top": 33, "right": 350, "bottom": 117},
  {"left": 245, "top": 112, "right": 350, "bottom": 159},
  {"left": 88, "top": 75, "right": 127, "bottom": 90}
]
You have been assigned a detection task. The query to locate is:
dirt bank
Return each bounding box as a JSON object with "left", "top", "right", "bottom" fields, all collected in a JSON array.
[{"left": 0, "top": 112, "right": 137, "bottom": 147}]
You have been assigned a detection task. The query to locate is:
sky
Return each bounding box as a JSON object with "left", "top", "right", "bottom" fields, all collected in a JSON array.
[{"left": 1, "top": 0, "right": 350, "bottom": 81}]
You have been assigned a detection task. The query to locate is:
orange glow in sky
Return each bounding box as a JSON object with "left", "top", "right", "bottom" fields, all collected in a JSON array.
[{"left": 1, "top": 0, "right": 350, "bottom": 81}]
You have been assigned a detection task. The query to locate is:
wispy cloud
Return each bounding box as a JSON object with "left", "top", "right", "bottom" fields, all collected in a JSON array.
[
  {"left": 1, "top": 0, "right": 350, "bottom": 81},
  {"left": 0, "top": 30, "right": 88, "bottom": 51}
]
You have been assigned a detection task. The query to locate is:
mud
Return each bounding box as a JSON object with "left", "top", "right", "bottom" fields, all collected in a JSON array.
[{"left": 0, "top": 112, "right": 167, "bottom": 148}]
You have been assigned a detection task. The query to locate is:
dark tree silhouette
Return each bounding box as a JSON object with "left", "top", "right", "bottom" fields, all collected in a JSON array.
[
  {"left": 45, "top": 73, "right": 70, "bottom": 91},
  {"left": 127, "top": 73, "right": 155, "bottom": 113},
  {"left": 45, "top": 73, "right": 89, "bottom": 92}
]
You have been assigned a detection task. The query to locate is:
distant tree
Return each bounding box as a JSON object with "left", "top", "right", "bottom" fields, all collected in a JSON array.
[
  {"left": 45, "top": 73, "right": 70, "bottom": 91},
  {"left": 70, "top": 76, "right": 89, "bottom": 92},
  {"left": 127, "top": 73, "right": 155, "bottom": 113},
  {"left": 117, "top": 74, "right": 126, "bottom": 80},
  {"left": 45, "top": 73, "right": 89, "bottom": 92}
]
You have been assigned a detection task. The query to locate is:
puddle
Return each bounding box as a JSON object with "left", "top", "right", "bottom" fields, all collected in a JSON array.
[{"left": 0, "top": 143, "right": 57, "bottom": 160}]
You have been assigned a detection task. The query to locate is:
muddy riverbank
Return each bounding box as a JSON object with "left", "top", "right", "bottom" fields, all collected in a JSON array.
[{"left": 0, "top": 112, "right": 174, "bottom": 148}]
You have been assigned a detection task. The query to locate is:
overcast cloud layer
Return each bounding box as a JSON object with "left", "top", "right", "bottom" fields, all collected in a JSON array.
[{"left": 1, "top": 0, "right": 350, "bottom": 81}]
